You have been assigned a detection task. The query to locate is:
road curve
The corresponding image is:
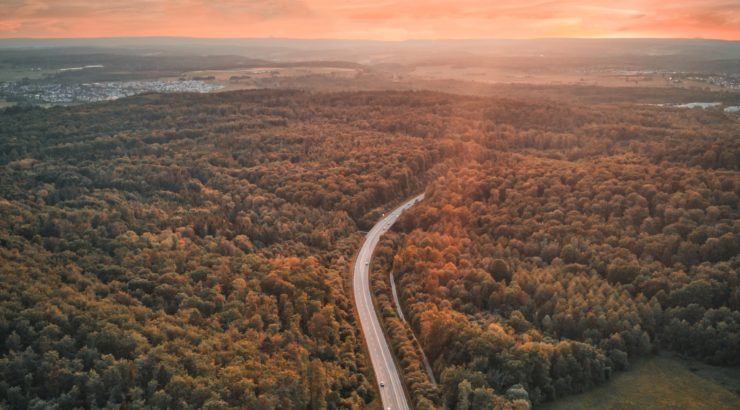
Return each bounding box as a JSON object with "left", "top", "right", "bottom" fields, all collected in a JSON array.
[{"left": 354, "top": 193, "right": 424, "bottom": 410}]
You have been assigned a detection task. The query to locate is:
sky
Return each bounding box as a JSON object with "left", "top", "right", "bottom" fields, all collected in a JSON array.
[{"left": 1, "top": 0, "right": 739, "bottom": 40}]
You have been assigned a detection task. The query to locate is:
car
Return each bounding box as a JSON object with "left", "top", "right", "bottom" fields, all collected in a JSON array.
[
  {"left": 379, "top": 381, "right": 385, "bottom": 387},
  {"left": 365, "top": 262, "right": 369, "bottom": 266}
]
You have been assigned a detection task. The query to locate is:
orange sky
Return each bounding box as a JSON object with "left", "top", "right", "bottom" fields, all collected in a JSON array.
[{"left": 1, "top": 0, "right": 739, "bottom": 40}]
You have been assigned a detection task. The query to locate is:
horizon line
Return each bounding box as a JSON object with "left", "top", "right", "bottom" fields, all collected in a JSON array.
[{"left": 0, "top": 36, "right": 736, "bottom": 43}]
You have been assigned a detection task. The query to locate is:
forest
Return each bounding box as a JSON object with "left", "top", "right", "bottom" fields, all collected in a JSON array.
[
  {"left": 0, "top": 88, "right": 738, "bottom": 409},
  {"left": 381, "top": 98, "right": 739, "bottom": 408},
  {"left": 0, "top": 90, "right": 465, "bottom": 409}
]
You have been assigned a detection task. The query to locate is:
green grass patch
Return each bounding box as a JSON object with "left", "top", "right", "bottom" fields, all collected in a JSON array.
[
  {"left": 542, "top": 355, "right": 740, "bottom": 410},
  {"left": 0, "top": 67, "right": 55, "bottom": 82}
]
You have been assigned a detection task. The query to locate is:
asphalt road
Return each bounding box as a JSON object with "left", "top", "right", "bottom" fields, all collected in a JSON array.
[{"left": 353, "top": 193, "right": 424, "bottom": 410}]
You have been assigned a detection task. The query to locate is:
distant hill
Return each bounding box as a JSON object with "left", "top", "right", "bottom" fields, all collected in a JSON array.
[{"left": 1, "top": 38, "right": 738, "bottom": 69}]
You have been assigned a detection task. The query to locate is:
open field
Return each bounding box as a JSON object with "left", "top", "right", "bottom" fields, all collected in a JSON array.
[
  {"left": 542, "top": 355, "right": 740, "bottom": 410},
  {"left": 408, "top": 65, "right": 728, "bottom": 90},
  {"left": 173, "top": 66, "right": 361, "bottom": 92},
  {"left": 181, "top": 66, "right": 358, "bottom": 81},
  {"left": 0, "top": 66, "right": 56, "bottom": 82}
]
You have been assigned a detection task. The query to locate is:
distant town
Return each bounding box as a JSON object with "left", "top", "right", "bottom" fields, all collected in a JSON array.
[
  {"left": 0, "top": 79, "right": 223, "bottom": 105},
  {"left": 665, "top": 72, "right": 740, "bottom": 89}
]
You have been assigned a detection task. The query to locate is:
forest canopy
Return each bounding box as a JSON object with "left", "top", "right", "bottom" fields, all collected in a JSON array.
[
  {"left": 384, "top": 99, "right": 739, "bottom": 408},
  {"left": 1, "top": 89, "right": 738, "bottom": 409},
  {"left": 0, "top": 90, "right": 462, "bottom": 409}
]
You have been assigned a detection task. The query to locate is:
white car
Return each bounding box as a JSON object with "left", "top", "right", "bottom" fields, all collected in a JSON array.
[{"left": 380, "top": 381, "right": 385, "bottom": 387}]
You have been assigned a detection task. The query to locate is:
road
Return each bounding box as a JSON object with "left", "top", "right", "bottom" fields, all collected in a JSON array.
[{"left": 353, "top": 193, "right": 424, "bottom": 410}]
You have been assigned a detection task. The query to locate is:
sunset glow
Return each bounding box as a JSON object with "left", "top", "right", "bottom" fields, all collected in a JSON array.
[{"left": 2, "top": 0, "right": 739, "bottom": 40}]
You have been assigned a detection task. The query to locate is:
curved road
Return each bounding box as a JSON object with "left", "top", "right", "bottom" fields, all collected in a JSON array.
[{"left": 353, "top": 193, "right": 424, "bottom": 410}]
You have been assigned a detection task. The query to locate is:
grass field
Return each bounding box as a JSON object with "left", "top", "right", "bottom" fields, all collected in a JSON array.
[
  {"left": 0, "top": 98, "right": 16, "bottom": 108},
  {"left": 407, "top": 65, "right": 732, "bottom": 91},
  {"left": 0, "top": 66, "right": 56, "bottom": 82},
  {"left": 541, "top": 355, "right": 740, "bottom": 410},
  {"left": 182, "top": 66, "right": 358, "bottom": 81}
]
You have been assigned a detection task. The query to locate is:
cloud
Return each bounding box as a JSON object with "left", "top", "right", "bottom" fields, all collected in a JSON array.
[{"left": 0, "top": 0, "right": 738, "bottom": 39}]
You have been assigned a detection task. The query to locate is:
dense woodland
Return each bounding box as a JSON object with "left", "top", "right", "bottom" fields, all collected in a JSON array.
[
  {"left": 384, "top": 98, "right": 739, "bottom": 408},
  {"left": 0, "top": 90, "right": 466, "bottom": 409},
  {"left": 0, "top": 89, "right": 738, "bottom": 409}
]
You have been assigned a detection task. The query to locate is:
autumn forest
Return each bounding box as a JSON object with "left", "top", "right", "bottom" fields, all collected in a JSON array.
[{"left": 0, "top": 89, "right": 738, "bottom": 409}]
